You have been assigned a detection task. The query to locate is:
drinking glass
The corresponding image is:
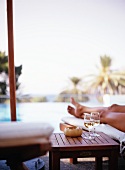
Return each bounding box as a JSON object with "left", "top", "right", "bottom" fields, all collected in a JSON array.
[
  {"left": 90, "top": 112, "right": 100, "bottom": 137},
  {"left": 83, "top": 113, "right": 94, "bottom": 140}
]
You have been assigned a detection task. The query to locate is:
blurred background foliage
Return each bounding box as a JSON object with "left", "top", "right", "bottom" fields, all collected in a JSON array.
[{"left": 0, "top": 52, "right": 125, "bottom": 103}]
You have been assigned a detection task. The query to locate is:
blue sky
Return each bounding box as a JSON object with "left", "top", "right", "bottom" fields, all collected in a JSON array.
[{"left": 0, "top": 0, "right": 125, "bottom": 95}]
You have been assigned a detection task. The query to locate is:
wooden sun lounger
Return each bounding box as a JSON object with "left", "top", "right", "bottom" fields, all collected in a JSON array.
[{"left": 0, "top": 122, "right": 53, "bottom": 170}]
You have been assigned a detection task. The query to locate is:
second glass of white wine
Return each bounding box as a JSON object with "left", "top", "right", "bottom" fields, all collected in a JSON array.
[{"left": 90, "top": 112, "right": 100, "bottom": 137}]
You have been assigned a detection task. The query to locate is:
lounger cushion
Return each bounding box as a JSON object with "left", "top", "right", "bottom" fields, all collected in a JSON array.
[
  {"left": 61, "top": 116, "right": 125, "bottom": 142},
  {"left": 0, "top": 122, "right": 54, "bottom": 147}
]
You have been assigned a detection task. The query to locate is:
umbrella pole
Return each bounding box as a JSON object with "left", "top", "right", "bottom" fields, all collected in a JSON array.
[{"left": 6, "top": 0, "right": 16, "bottom": 121}]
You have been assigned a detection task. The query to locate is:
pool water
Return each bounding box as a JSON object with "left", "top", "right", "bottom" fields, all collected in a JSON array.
[
  {"left": 0, "top": 102, "right": 70, "bottom": 132},
  {"left": 0, "top": 101, "right": 102, "bottom": 132}
]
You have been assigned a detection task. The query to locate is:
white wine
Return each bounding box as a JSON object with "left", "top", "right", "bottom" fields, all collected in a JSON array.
[
  {"left": 94, "top": 120, "right": 100, "bottom": 126},
  {"left": 84, "top": 121, "right": 94, "bottom": 128},
  {"left": 83, "top": 113, "right": 95, "bottom": 140}
]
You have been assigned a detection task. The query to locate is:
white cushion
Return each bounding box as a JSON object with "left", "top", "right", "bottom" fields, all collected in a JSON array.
[
  {"left": 95, "top": 124, "right": 125, "bottom": 142},
  {"left": 61, "top": 116, "right": 125, "bottom": 142},
  {"left": 0, "top": 122, "right": 54, "bottom": 147},
  {"left": 61, "top": 116, "right": 88, "bottom": 131}
]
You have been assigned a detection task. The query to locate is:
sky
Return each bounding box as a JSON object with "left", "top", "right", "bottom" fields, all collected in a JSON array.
[{"left": 0, "top": 0, "right": 125, "bottom": 95}]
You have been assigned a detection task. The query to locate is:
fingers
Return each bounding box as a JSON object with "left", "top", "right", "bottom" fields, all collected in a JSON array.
[
  {"left": 67, "top": 105, "right": 70, "bottom": 112},
  {"left": 80, "top": 114, "right": 84, "bottom": 119},
  {"left": 67, "top": 105, "right": 75, "bottom": 116},
  {"left": 67, "top": 105, "right": 73, "bottom": 112}
]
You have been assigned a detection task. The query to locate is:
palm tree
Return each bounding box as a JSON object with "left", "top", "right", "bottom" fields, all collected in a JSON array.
[
  {"left": 81, "top": 55, "right": 125, "bottom": 102},
  {"left": 0, "top": 51, "right": 22, "bottom": 102},
  {"left": 67, "top": 76, "right": 82, "bottom": 94},
  {"left": 56, "top": 76, "right": 89, "bottom": 102}
]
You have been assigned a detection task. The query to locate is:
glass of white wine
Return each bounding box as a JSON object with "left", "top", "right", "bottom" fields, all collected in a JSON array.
[
  {"left": 90, "top": 112, "right": 100, "bottom": 137},
  {"left": 83, "top": 113, "right": 95, "bottom": 140}
]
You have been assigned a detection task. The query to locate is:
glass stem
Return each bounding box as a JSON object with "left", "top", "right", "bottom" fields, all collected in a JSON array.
[{"left": 89, "top": 128, "right": 91, "bottom": 136}]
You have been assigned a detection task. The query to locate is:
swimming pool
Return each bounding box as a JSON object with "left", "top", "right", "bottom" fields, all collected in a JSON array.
[
  {"left": 0, "top": 102, "right": 71, "bottom": 132},
  {"left": 0, "top": 101, "right": 102, "bottom": 132}
]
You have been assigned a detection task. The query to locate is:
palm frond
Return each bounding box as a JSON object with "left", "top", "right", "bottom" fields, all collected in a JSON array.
[
  {"left": 100, "top": 55, "right": 112, "bottom": 68},
  {"left": 118, "top": 79, "right": 125, "bottom": 86}
]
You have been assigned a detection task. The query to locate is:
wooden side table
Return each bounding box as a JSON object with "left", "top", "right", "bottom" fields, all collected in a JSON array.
[{"left": 49, "top": 132, "right": 119, "bottom": 170}]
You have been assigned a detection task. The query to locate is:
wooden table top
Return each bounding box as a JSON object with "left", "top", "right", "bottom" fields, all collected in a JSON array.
[{"left": 50, "top": 132, "right": 119, "bottom": 151}]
